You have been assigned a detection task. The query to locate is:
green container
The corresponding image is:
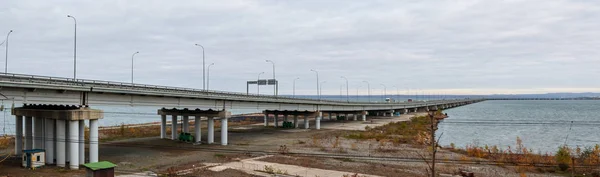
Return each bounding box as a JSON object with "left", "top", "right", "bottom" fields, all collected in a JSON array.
[{"left": 178, "top": 132, "right": 195, "bottom": 142}]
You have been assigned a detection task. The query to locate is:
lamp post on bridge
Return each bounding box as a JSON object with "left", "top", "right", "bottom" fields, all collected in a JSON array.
[
  {"left": 257, "top": 72, "right": 265, "bottom": 94},
  {"left": 293, "top": 77, "right": 300, "bottom": 98},
  {"left": 4, "top": 30, "right": 12, "bottom": 73},
  {"left": 380, "top": 84, "right": 387, "bottom": 102},
  {"left": 265, "top": 60, "right": 276, "bottom": 96},
  {"left": 362, "top": 81, "right": 371, "bottom": 102},
  {"left": 130, "top": 51, "right": 139, "bottom": 84},
  {"left": 310, "top": 69, "right": 319, "bottom": 100},
  {"left": 207, "top": 63, "right": 215, "bottom": 90},
  {"left": 340, "top": 76, "right": 349, "bottom": 102},
  {"left": 66, "top": 15, "right": 77, "bottom": 79},
  {"left": 194, "top": 44, "right": 206, "bottom": 90}
]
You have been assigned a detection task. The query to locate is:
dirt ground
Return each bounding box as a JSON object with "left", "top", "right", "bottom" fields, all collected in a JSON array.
[{"left": 0, "top": 113, "right": 564, "bottom": 177}]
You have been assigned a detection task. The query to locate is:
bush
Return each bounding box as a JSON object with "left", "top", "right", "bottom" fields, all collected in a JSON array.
[{"left": 555, "top": 145, "right": 571, "bottom": 171}]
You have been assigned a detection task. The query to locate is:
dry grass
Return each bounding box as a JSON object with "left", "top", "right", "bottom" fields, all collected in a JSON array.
[{"left": 0, "top": 135, "right": 14, "bottom": 149}]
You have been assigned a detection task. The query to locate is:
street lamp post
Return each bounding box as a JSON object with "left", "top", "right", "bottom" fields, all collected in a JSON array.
[
  {"left": 381, "top": 84, "right": 387, "bottom": 102},
  {"left": 67, "top": 15, "right": 77, "bottom": 79},
  {"left": 310, "top": 69, "right": 319, "bottom": 100},
  {"left": 207, "top": 63, "right": 215, "bottom": 90},
  {"left": 293, "top": 77, "right": 300, "bottom": 98},
  {"left": 194, "top": 44, "right": 206, "bottom": 90},
  {"left": 4, "top": 30, "right": 12, "bottom": 73},
  {"left": 362, "top": 81, "right": 371, "bottom": 102},
  {"left": 340, "top": 76, "right": 349, "bottom": 102},
  {"left": 266, "top": 60, "right": 276, "bottom": 96},
  {"left": 392, "top": 86, "right": 399, "bottom": 103},
  {"left": 131, "top": 51, "right": 139, "bottom": 84},
  {"left": 257, "top": 72, "right": 265, "bottom": 94}
]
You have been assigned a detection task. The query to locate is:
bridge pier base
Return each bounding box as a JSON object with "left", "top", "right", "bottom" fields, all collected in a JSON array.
[
  {"left": 171, "top": 115, "right": 178, "bottom": 140},
  {"left": 316, "top": 112, "right": 322, "bottom": 130},
  {"left": 353, "top": 114, "right": 357, "bottom": 121},
  {"left": 45, "top": 119, "right": 55, "bottom": 165},
  {"left": 14, "top": 116, "right": 23, "bottom": 156},
  {"left": 183, "top": 115, "right": 189, "bottom": 133},
  {"left": 160, "top": 115, "right": 167, "bottom": 139},
  {"left": 304, "top": 116, "right": 309, "bottom": 129},
  {"left": 221, "top": 117, "right": 228, "bottom": 145},
  {"left": 293, "top": 115, "right": 298, "bottom": 128},
  {"left": 362, "top": 111, "right": 367, "bottom": 121},
  {"left": 263, "top": 114, "right": 268, "bottom": 127}
]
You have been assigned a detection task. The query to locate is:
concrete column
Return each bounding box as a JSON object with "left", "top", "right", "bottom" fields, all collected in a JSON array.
[
  {"left": 25, "top": 116, "right": 32, "bottom": 150},
  {"left": 283, "top": 115, "right": 288, "bottom": 123},
  {"left": 45, "top": 119, "right": 55, "bottom": 164},
  {"left": 362, "top": 113, "right": 367, "bottom": 121},
  {"left": 171, "top": 115, "right": 177, "bottom": 140},
  {"left": 353, "top": 114, "right": 358, "bottom": 121},
  {"left": 404, "top": 109, "right": 409, "bottom": 114},
  {"left": 328, "top": 113, "right": 332, "bottom": 120},
  {"left": 66, "top": 119, "right": 69, "bottom": 161},
  {"left": 293, "top": 115, "right": 298, "bottom": 128},
  {"left": 345, "top": 114, "right": 348, "bottom": 121},
  {"left": 389, "top": 110, "right": 394, "bottom": 117},
  {"left": 263, "top": 114, "right": 268, "bottom": 126},
  {"left": 183, "top": 115, "right": 189, "bottom": 133},
  {"left": 315, "top": 112, "right": 322, "bottom": 130},
  {"left": 274, "top": 114, "right": 279, "bottom": 127},
  {"left": 89, "top": 119, "right": 98, "bottom": 163},
  {"left": 79, "top": 120, "right": 85, "bottom": 164},
  {"left": 15, "top": 116, "right": 23, "bottom": 155},
  {"left": 56, "top": 119, "right": 66, "bottom": 167},
  {"left": 33, "top": 117, "right": 43, "bottom": 149},
  {"left": 303, "top": 116, "right": 309, "bottom": 129},
  {"left": 207, "top": 117, "right": 214, "bottom": 144},
  {"left": 221, "top": 117, "right": 228, "bottom": 145},
  {"left": 194, "top": 116, "right": 201, "bottom": 143},
  {"left": 68, "top": 120, "right": 79, "bottom": 169},
  {"left": 160, "top": 115, "right": 166, "bottom": 139}
]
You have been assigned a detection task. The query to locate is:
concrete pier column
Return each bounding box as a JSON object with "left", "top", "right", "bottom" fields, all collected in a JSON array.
[
  {"left": 25, "top": 116, "right": 32, "bottom": 150},
  {"left": 274, "top": 114, "right": 279, "bottom": 127},
  {"left": 404, "top": 109, "right": 409, "bottom": 114},
  {"left": 263, "top": 114, "right": 268, "bottom": 126},
  {"left": 33, "top": 117, "right": 43, "bottom": 149},
  {"left": 182, "top": 115, "right": 189, "bottom": 133},
  {"left": 315, "top": 112, "right": 322, "bottom": 130},
  {"left": 65, "top": 120, "right": 69, "bottom": 161},
  {"left": 194, "top": 116, "right": 201, "bottom": 143},
  {"left": 221, "top": 117, "right": 228, "bottom": 145},
  {"left": 207, "top": 117, "right": 214, "bottom": 144},
  {"left": 15, "top": 116, "right": 23, "bottom": 155},
  {"left": 362, "top": 111, "right": 367, "bottom": 122},
  {"left": 293, "top": 115, "right": 298, "bottom": 128},
  {"left": 303, "top": 116, "right": 309, "bottom": 129},
  {"left": 45, "top": 119, "right": 55, "bottom": 164},
  {"left": 345, "top": 114, "right": 348, "bottom": 121},
  {"left": 171, "top": 115, "right": 177, "bottom": 140},
  {"left": 79, "top": 120, "right": 85, "bottom": 164},
  {"left": 160, "top": 115, "right": 166, "bottom": 139},
  {"left": 56, "top": 119, "right": 66, "bottom": 167},
  {"left": 353, "top": 114, "right": 358, "bottom": 121},
  {"left": 328, "top": 113, "right": 332, "bottom": 120},
  {"left": 68, "top": 120, "right": 79, "bottom": 169},
  {"left": 89, "top": 119, "right": 98, "bottom": 163},
  {"left": 390, "top": 110, "right": 394, "bottom": 117}
]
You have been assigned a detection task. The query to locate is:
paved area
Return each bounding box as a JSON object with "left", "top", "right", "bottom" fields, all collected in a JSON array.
[
  {"left": 319, "top": 113, "right": 426, "bottom": 131},
  {"left": 207, "top": 155, "right": 382, "bottom": 177}
]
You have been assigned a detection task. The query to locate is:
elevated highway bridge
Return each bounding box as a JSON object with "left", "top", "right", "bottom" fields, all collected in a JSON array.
[{"left": 0, "top": 72, "right": 482, "bottom": 169}]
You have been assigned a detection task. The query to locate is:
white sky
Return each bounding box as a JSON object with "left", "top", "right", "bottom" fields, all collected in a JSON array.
[{"left": 1, "top": 0, "right": 600, "bottom": 95}]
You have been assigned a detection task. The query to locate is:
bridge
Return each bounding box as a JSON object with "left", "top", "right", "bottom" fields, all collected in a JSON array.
[{"left": 0, "top": 72, "right": 482, "bottom": 169}]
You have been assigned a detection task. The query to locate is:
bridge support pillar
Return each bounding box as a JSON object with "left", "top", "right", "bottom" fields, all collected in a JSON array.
[
  {"left": 362, "top": 111, "right": 367, "bottom": 121},
  {"left": 344, "top": 114, "right": 348, "bottom": 121},
  {"left": 390, "top": 110, "right": 395, "bottom": 117},
  {"left": 68, "top": 120, "right": 79, "bottom": 169},
  {"left": 284, "top": 115, "right": 288, "bottom": 123},
  {"left": 404, "top": 109, "right": 409, "bottom": 114},
  {"left": 195, "top": 116, "right": 202, "bottom": 143},
  {"left": 274, "top": 114, "right": 279, "bottom": 128},
  {"left": 171, "top": 115, "right": 178, "bottom": 140},
  {"left": 25, "top": 116, "right": 32, "bottom": 150},
  {"left": 45, "top": 119, "right": 55, "bottom": 164},
  {"left": 14, "top": 116, "right": 23, "bottom": 156},
  {"left": 183, "top": 115, "right": 189, "bottom": 133},
  {"left": 263, "top": 114, "right": 268, "bottom": 126},
  {"left": 353, "top": 114, "right": 357, "bottom": 121},
  {"left": 315, "top": 112, "right": 322, "bottom": 130},
  {"left": 79, "top": 120, "right": 85, "bottom": 165},
  {"left": 56, "top": 119, "right": 66, "bottom": 167},
  {"left": 293, "top": 115, "right": 298, "bottom": 128},
  {"left": 207, "top": 117, "right": 214, "bottom": 144},
  {"left": 221, "top": 117, "right": 228, "bottom": 145},
  {"left": 160, "top": 115, "right": 167, "bottom": 139},
  {"left": 33, "top": 117, "right": 43, "bottom": 149},
  {"left": 304, "top": 116, "right": 309, "bottom": 129},
  {"left": 328, "top": 113, "right": 332, "bottom": 120},
  {"left": 89, "top": 119, "right": 99, "bottom": 163}
]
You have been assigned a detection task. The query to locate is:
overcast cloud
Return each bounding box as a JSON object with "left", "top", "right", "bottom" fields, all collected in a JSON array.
[{"left": 1, "top": 0, "right": 599, "bottom": 95}]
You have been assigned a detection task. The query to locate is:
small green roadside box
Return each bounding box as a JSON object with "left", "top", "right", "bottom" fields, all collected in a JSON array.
[{"left": 82, "top": 161, "right": 117, "bottom": 177}]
